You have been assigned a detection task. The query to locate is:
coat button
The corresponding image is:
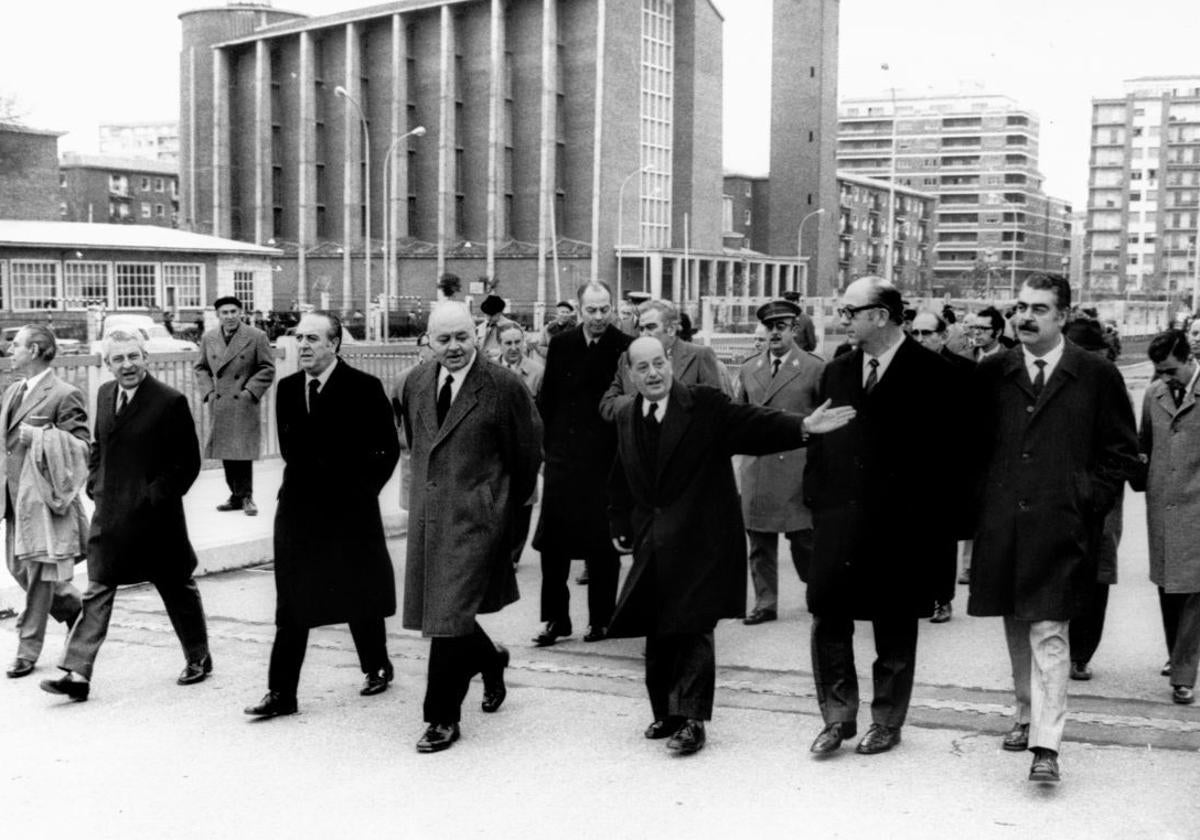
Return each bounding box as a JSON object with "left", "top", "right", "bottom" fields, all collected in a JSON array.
[
  {"left": 1021, "top": 452, "right": 1031, "bottom": 460},
  {"left": 1025, "top": 406, "right": 1034, "bottom": 413},
  {"left": 1018, "top": 500, "right": 1029, "bottom": 510}
]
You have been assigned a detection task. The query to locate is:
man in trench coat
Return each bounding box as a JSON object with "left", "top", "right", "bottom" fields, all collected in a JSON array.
[
  {"left": 195, "top": 295, "right": 276, "bottom": 516},
  {"left": 737, "top": 299, "right": 824, "bottom": 625},
  {"left": 244, "top": 310, "right": 399, "bottom": 719},
  {"left": 968, "top": 273, "right": 1138, "bottom": 783},
  {"left": 608, "top": 337, "right": 854, "bottom": 755},
  {"left": 803, "top": 277, "right": 958, "bottom": 758},
  {"left": 41, "top": 330, "right": 210, "bottom": 701},
  {"left": 400, "top": 303, "right": 541, "bottom": 753}
]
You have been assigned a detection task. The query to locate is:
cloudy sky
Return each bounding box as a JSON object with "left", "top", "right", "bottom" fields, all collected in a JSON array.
[{"left": 3, "top": 0, "right": 1197, "bottom": 207}]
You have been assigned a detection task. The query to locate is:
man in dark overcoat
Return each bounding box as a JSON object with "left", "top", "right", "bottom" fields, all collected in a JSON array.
[
  {"left": 608, "top": 337, "right": 854, "bottom": 755},
  {"left": 244, "top": 311, "right": 400, "bottom": 718},
  {"left": 400, "top": 303, "right": 541, "bottom": 753},
  {"left": 194, "top": 295, "right": 276, "bottom": 516},
  {"left": 41, "top": 330, "right": 210, "bottom": 701},
  {"left": 531, "top": 281, "right": 632, "bottom": 646},
  {"left": 803, "top": 277, "right": 957, "bottom": 757},
  {"left": 968, "top": 274, "right": 1137, "bottom": 783}
]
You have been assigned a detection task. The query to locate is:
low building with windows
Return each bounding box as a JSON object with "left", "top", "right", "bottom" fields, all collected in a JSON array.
[
  {"left": 0, "top": 220, "right": 279, "bottom": 338},
  {"left": 59, "top": 153, "right": 180, "bottom": 228}
]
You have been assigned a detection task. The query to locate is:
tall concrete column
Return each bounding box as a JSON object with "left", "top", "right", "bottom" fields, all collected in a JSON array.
[
  {"left": 297, "top": 31, "right": 314, "bottom": 305},
  {"left": 589, "top": 0, "right": 607, "bottom": 284},
  {"left": 342, "top": 22, "right": 360, "bottom": 313},
  {"left": 437, "top": 6, "right": 457, "bottom": 279},
  {"left": 254, "top": 38, "right": 270, "bottom": 246},
  {"left": 212, "top": 48, "right": 231, "bottom": 239},
  {"left": 536, "top": 0, "right": 557, "bottom": 311},
  {"left": 486, "top": 0, "right": 505, "bottom": 282}
]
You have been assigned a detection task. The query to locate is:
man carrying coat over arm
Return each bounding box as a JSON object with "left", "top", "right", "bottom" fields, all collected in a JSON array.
[
  {"left": 607, "top": 336, "right": 855, "bottom": 756},
  {"left": 399, "top": 302, "right": 542, "bottom": 753},
  {"left": 244, "top": 310, "right": 400, "bottom": 719}
]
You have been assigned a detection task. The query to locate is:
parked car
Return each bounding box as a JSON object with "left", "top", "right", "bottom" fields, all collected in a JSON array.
[{"left": 90, "top": 314, "right": 199, "bottom": 355}]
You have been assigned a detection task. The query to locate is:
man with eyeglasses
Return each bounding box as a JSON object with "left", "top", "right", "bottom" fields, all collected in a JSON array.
[
  {"left": 803, "top": 277, "right": 957, "bottom": 758},
  {"left": 910, "top": 310, "right": 976, "bottom": 623},
  {"left": 968, "top": 306, "right": 1010, "bottom": 362},
  {"left": 598, "top": 299, "right": 723, "bottom": 423},
  {"left": 967, "top": 274, "right": 1138, "bottom": 784},
  {"left": 737, "top": 299, "right": 825, "bottom": 625}
]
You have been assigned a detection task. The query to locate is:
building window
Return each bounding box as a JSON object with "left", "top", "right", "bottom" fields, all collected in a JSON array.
[
  {"left": 59, "top": 174, "right": 67, "bottom": 188},
  {"left": 162, "top": 264, "right": 203, "bottom": 309},
  {"left": 744, "top": 183, "right": 751, "bottom": 198},
  {"left": 109, "top": 175, "right": 128, "bottom": 196},
  {"left": 744, "top": 208, "right": 752, "bottom": 226},
  {"left": 9, "top": 261, "right": 59, "bottom": 311},
  {"left": 639, "top": 0, "right": 674, "bottom": 249},
  {"left": 141, "top": 177, "right": 151, "bottom": 191},
  {"left": 233, "top": 270, "right": 255, "bottom": 313},
  {"left": 63, "top": 262, "right": 111, "bottom": 309},
  {"left": 114, "top": 263, "right": 158, "bottom": 308},
  {"left": 722, "top": 195, "right": 733, "bottom": 231},
  {"left": 155, "top": 178, "right": 165, "bottom": 192},
  {"left": 155, "top": 204, "right": 165, "bottom": 218},
  {"left": 141, "top": 204, "right": 152, "bottom": 219}
]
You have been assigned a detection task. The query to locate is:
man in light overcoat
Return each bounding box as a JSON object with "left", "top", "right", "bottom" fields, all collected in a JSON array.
[
  {"left": 195, "top": 295, "right": 276, "bottom": 516},
  {"left": 400, "top": 303, "right": 541, "bottom": 753}
]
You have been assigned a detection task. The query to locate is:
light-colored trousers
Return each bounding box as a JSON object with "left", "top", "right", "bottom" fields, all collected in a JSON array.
[{"left": 1004, "top": 616, "right": 1069, "bottom": 751}]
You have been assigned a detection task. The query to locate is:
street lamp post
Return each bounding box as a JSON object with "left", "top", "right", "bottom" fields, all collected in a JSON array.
[
  {"left": 334, "top": 85, "right": 372, "bottom": 339},
  {"left": 797, "top": 207, "right": 826, "bottom": 297},
  {"left": 616, "top": 164, "right": 653, "bottom": 297},
  {"left": 381, "top": 125, "right": 426, "bottom": 341}
]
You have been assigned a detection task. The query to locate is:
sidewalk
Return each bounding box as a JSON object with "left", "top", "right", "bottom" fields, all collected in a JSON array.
[{"left": 0, "top": 457, "right": 407, "bottom": 616}]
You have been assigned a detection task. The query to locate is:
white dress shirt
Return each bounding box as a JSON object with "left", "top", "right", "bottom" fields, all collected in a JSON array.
[
  {"left": 642, "top": 392, "right": 670, "bottom": 422},
  {"left": 1021, "top": 336, "right": 1065, "bottom": 384},
  {"left": 863, "top": 334, "right": 905, "bottom": 388},
  {"left": 304, "top": 357, "right": 339, "bottom": 411},
  {"left": 438, "top": 349, "right": 479, "bottom": 406}
]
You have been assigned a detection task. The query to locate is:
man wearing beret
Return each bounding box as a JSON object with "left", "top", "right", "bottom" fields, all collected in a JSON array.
[
  {"left": 476, "top": 294, "right": 516, "bottom": 363},
  {"left": 737, "top": 299, "right": 825, "bottom": 625},
  {"left": 194, "top": 295, "right": 276, "bottom": 516}
]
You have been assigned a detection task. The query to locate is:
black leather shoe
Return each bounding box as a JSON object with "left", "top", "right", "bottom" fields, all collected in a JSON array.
[
  {"left": 930, "top": 602, "right": 953, "bottom": 624},
  {"left": 1173, "top": 685, "right": 1195, "bottom": 705},
  {"left": 532, "top": 621, "right": 572, "bottom": 647},
  {"left": 1029, "top": 748, "right": 1060, "bottom": 783},
  {"left": 177, "top": 653, "right": 213, "bottom": 685},
  {"left": 40, "top": 674, "right": 89, "bottom": 701},
  {"left": 244, "top": 691, "right": 298, "bottom": 717},
  {"left": 481, "top": 644, "right": 509, "bottom": 713},
  {"left": 242, "top": 497, "right": 258, "bottom": 517},
  {"left": 856, "top": 723, "right": 901, "bottom": 755},
  {"left": 810, "top": 721, "right": 857, "bottom": 754},
  {"left": 1162, "top": 660, "right": 1173, "bottom": 677},
  {"left": 1002, "top": 722, "right": 1029, "bottom": 751},
  {"left": 1069, "top": 661, "right": 1092, "bottom": 681},
  {"left": 743, "top": 608, "right": 777, "bottom": 626},
  {"left": 216, "top": 497, "right": 243, "bottom": 512},
  {"left": 6, "top": 658, "right": 34, "bottom": 678},
  {"left": 666, "top": 719, "right": 706, "bottom": 755},
  {"left": 416, "top": 722, "right": 461, "bottom": 753},
  {"left": 360, "top": 661, "right": 394, "bottom": 696},
  {"left": 583, "top": 625, "right": 608, "bottom": 643},
  {"left": 644, "top": 717, "right": 685, "bottom": 740}
]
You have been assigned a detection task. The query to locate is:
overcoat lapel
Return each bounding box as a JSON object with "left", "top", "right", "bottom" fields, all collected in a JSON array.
[
  {"left": 7, "top": 374, "right": 55, "bottom": 429},
  {"left": 655, "top": 382, "right": 693, "bottom": 480},
  {"left": 1029, "top": 343, "right": 1081, "bottom": 422},
  {"left": 763, "top": 347, "right": 803, "bottom": 403},
  {"left": 215, "top": 327, "right": 251, "bottom": 372}
]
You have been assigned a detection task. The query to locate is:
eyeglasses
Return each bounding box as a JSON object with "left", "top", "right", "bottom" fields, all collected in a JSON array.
[
  {"left": 836, "top": 304, "right": 883, "bottom": 320},
  {"left": 911, "top": 329, "right": 940, "bottom": 337},
  {"left": 765, "top": 321, "right": 794, "bottom": 332}
]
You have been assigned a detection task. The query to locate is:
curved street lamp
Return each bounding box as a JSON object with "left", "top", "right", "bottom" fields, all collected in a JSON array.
[
  {"left": 334, "top": 85, "right": 373, "bottom": 337},
  {"left": 616, "top": 164, "right": 655, "bottom": 297},
  {"left": 382, "top": 125, "right": 426, "bottom": 340},
  {"left": 797, "top": 208, "right": 826, "bottom": 296}
]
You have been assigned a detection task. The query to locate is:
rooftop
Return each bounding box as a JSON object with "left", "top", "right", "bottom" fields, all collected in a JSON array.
[
  {"left": 0, "top": 221, "right": 281, "bottom": 257},
  {"left": 59, "top": 153, "right": 178, "bottom": 175},
  {"left": 0, "top": 121, "right": 65, "bottom": 138}
]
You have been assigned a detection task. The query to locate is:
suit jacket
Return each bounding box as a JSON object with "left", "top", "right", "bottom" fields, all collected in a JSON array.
[
  {"left": 492, "top": 354, "right": 545, "bottom": 399},
  {"left": 967, "top": 342, "right": 1138, "bottom": 620},
  {"left": 737, "top": 346, "right": 824, "bottom": 532},
  {"left": 804, "top": 337, "right": 957, "bottom": 619},
  {"left": 87, "top": 375, "right": 201, "bottom": 586},
  {"left": 607, "top": 383, "right": 809, "bottom": 637},
  {"left": 1137, "top": 378, "right": 1200, "bottom": 593},
  {"left": 0, "top": 371, "right": 89, "bottom": 522},
  {"left": 274, "top": 359, "right": 400, "bottom": 628},
  {"left": 598, "top": 338, "right": 724, "bottom": 423},
  {"left": 400, "top": 357, "right": 542, "bottom": 636},
  {"left": 194, "top": 323, "right": 276, "bottom": 460},
  {"left": 533, "top": 323, "right": 632, "bottom": 555}
]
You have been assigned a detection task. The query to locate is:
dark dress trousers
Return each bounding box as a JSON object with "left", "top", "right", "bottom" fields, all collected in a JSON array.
[
  {"left": 933, "top": 346, "right": 977, "bottom": 605},
  {"left": 62, "top": 375, "right": 208, "bottom": 680},
  {"left": 533, "top": 323, "right": 632, "bottom": 630},
  {"left": 608, "top": 383, "right": 808, "bottom": 721},
  {"left": 400, "top": 358, "right": 541, "bottom": 722},
  {"left": 268, "top": 360, "right": 400, "bottom": 698},
  {"left": 803, "top": 339, "right": 957, "bottom": 729}
]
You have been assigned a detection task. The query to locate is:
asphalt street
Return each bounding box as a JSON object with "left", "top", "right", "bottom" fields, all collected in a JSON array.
[{"left": 2, "top": 359, "right": 1199, "bottom": 839}]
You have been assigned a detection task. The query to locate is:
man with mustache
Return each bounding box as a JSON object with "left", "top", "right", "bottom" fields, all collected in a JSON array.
[{"left": 968, "top": 273, "right": 1138, "bottom": 783}]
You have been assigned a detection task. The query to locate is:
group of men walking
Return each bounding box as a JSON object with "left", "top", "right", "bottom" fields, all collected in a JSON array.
[{"left": 5, "top": 271, "right": 1179, "bottom": 785}]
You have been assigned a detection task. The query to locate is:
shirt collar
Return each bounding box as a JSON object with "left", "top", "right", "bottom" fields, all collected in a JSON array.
[
  {"left": 865, "top": 333, "right": 905, "bottom": 367},
  {"left": 641, "top": 390, "right": 670, "bottom": 420},
  {"left": 22, "top": 367, "right": 52, "bottom": 391},
  {"left": 306, "top": 357, "right": 339, "bottom": 389},
  {"left": 441, "top": 349, "right": 478, "bottom": 384},
  {"left": 1021, "top": 336, "right": 1065, "bottom": 372}
]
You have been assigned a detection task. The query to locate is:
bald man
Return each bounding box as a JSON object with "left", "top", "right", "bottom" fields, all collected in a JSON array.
[
  {"left": 398, "top": 303, "right": 542, "bottom": 753},
  {"left": 607, "top": 336, "right": 853, "bottom": 755}
]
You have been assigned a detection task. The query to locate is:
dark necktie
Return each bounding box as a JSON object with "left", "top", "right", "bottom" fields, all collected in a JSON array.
[
  {"left": 436, "top": 373, "right": 453, "bottom": 427},
  {"left": 116, "top": 389, "right": 128, "bottom": 416},
  {"left": 1170, "top": 381, "right": 1185, "bottom": 408},
  {"left": 8, "top": 381, "right": 26, "bottom": 425},
  {"left": 864, "top": 358, "right": 879, "bottom": 395},
  {"left": 644, "top": 402, "right": 661, "bottom": 461},
  {"left": 1032, "top": 360, "right": 1046, "bottom": 398},
  {"left": 307, "top": 379, "right": 319, "bottom": 415},
  {"left": 772, "top": 358, "right": 781, "bottom": 378}
]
